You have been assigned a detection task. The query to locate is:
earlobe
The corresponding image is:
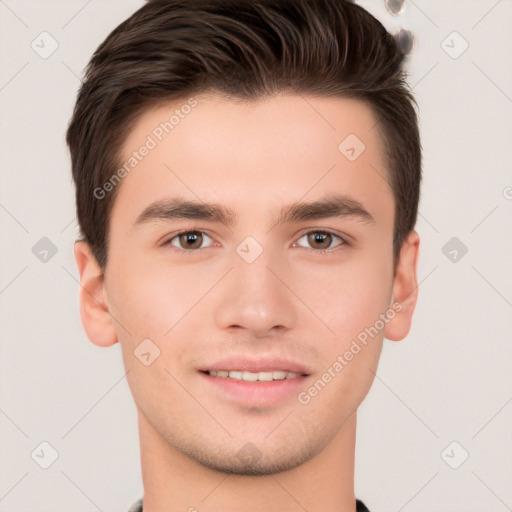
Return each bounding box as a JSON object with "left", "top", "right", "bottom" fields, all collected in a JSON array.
[
  {"left": 74, "top": 240, "right": 118, "bottom": 347},
  {"left": 384, "top": 230, "right": 420, "bottom": 342}
]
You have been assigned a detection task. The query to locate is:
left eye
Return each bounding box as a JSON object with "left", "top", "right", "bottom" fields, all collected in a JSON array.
[
  {"left": 294, "top": 231, "right": 346, "bottom": 251},
  {"left": 168, "top": 230, "right": 214, "bottom": 250}
]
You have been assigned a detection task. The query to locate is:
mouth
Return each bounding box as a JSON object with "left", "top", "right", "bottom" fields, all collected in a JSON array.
[
  {"left": 198, "top": 358, "right": 310, "bottom": 407},
  {"left": 201, "top": 369, "right": 306, "bottom": 381}
]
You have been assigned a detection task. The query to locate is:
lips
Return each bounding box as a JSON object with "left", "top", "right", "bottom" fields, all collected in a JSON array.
[
  {"left": 206, "top": 370, "right": 300, "bottom": 381},
  {"left": 199, "top": 369, "right": 308, "bottom": 407},
  {"left": 198, "top": 356, "right": 311, "bottom": 406},
  {"left": 199, "top": 356, "right": 310, "bottom": 376}
]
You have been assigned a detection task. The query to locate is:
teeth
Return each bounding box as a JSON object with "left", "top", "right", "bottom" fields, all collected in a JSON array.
[{"left": 208, "top": 370, "right": 300, "bottom": 381}]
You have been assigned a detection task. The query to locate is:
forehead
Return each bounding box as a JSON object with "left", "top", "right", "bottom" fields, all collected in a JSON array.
[
  {"left": 122, "top": 92, "right": 382, "bottom": 157},
  {"left": 112, "top": 93, "right": 392, "bottom": 228}
]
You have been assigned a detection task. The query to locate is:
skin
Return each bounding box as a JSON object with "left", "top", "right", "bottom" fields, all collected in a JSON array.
[{"left": 75, "top": 93, "right": 420, "bottom": 512}]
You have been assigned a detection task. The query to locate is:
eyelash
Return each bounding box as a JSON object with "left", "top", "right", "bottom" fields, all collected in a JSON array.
[{"left": 162, "top": 228, "right": 349, "bottom": 254}]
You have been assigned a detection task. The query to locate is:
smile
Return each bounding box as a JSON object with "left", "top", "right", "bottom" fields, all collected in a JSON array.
[{"left": 205, "top": 370, "right": 302, "bottom": 381}]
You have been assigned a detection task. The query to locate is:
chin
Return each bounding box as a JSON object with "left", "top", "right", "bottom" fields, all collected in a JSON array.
[{"left": 174, "top": 434, "right": 320, "bottom": 476}]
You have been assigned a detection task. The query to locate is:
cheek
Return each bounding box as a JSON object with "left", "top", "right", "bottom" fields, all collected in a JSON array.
[
  {"left": 296, "top": 259, "right": 390, "bottom": 416},
  {"left": 106, "top": 258, "right": 180, "bottom": 343},
  {"left": 106, "top": 256, "right": 218, "bottom": 372},
  {"left": 108, "top": 264, "right": 193, "bottom": 407},
  {"left": 292, "top": 251, "right": 393, "bottom": 341}
]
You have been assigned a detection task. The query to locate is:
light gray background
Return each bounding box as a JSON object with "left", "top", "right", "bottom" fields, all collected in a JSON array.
[{"left": 1, "top": 1, "right": 511, "bottom": 511}]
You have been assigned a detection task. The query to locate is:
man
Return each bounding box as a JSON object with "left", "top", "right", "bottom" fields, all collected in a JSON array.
[{"left": 66, "top": 0, "right": 421, "bottom": 510}]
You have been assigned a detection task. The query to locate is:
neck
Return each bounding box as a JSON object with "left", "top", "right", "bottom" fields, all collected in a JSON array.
[{"left": 138, "top": 410, "right": 358, "bottom": 512}]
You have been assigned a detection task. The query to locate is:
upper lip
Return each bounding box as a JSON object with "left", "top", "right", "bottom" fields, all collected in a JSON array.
[{"left": 200, "top": 356, "right": 310, "bottom": 375}]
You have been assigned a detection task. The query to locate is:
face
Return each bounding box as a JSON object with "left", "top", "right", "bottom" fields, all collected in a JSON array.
[{"left": 78, "top": 93, "right": 418, "bottom": 474}]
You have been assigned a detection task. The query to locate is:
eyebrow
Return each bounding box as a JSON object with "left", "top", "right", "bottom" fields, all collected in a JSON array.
[{"left": 133, "top": 194, "right": 375, "bottom": 228}]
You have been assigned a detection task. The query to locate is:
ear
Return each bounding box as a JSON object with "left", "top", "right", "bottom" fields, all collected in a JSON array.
[
  {"left": 384, "top": 230, "right": 420, "bottom": 342},
  {"left": 74, "top": 240, "right": 117, "bottom": 347}
]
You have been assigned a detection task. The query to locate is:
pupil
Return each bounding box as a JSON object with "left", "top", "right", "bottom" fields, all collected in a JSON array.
[
  {"left": 181, "top": 232, "right": 201, "bottom": 248},
  {"left": 309, "top": 232, "right": 330, "bottom": 249}
]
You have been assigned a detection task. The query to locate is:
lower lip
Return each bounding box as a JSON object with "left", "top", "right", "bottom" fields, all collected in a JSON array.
[{"left": 199, "top": 371, "right": 308, "bottom": 407}]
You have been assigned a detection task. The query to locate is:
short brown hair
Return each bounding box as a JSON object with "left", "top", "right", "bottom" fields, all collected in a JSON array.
[{"left": 66, "top": 0, "right": 421, "bottom": 270}]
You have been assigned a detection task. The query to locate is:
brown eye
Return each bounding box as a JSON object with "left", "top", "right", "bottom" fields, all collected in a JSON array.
[
  {"left": 169, "top": 231, "right": 212, "bottom": 250},
  {"left": 295, "top": 231, "right": 346, "bottom": 251},
  {"left": 308, "top": 232, "right": 331, "bottom": 249}
]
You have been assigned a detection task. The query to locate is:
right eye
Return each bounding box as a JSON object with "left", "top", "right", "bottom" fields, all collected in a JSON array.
[{"left": 165, "top": 230, "right": 215, "bottom": 252}]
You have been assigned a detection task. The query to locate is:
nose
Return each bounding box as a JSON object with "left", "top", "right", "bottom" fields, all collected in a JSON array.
[{"left": 213, "top": 246, "right": 296, "bottom": 338}]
